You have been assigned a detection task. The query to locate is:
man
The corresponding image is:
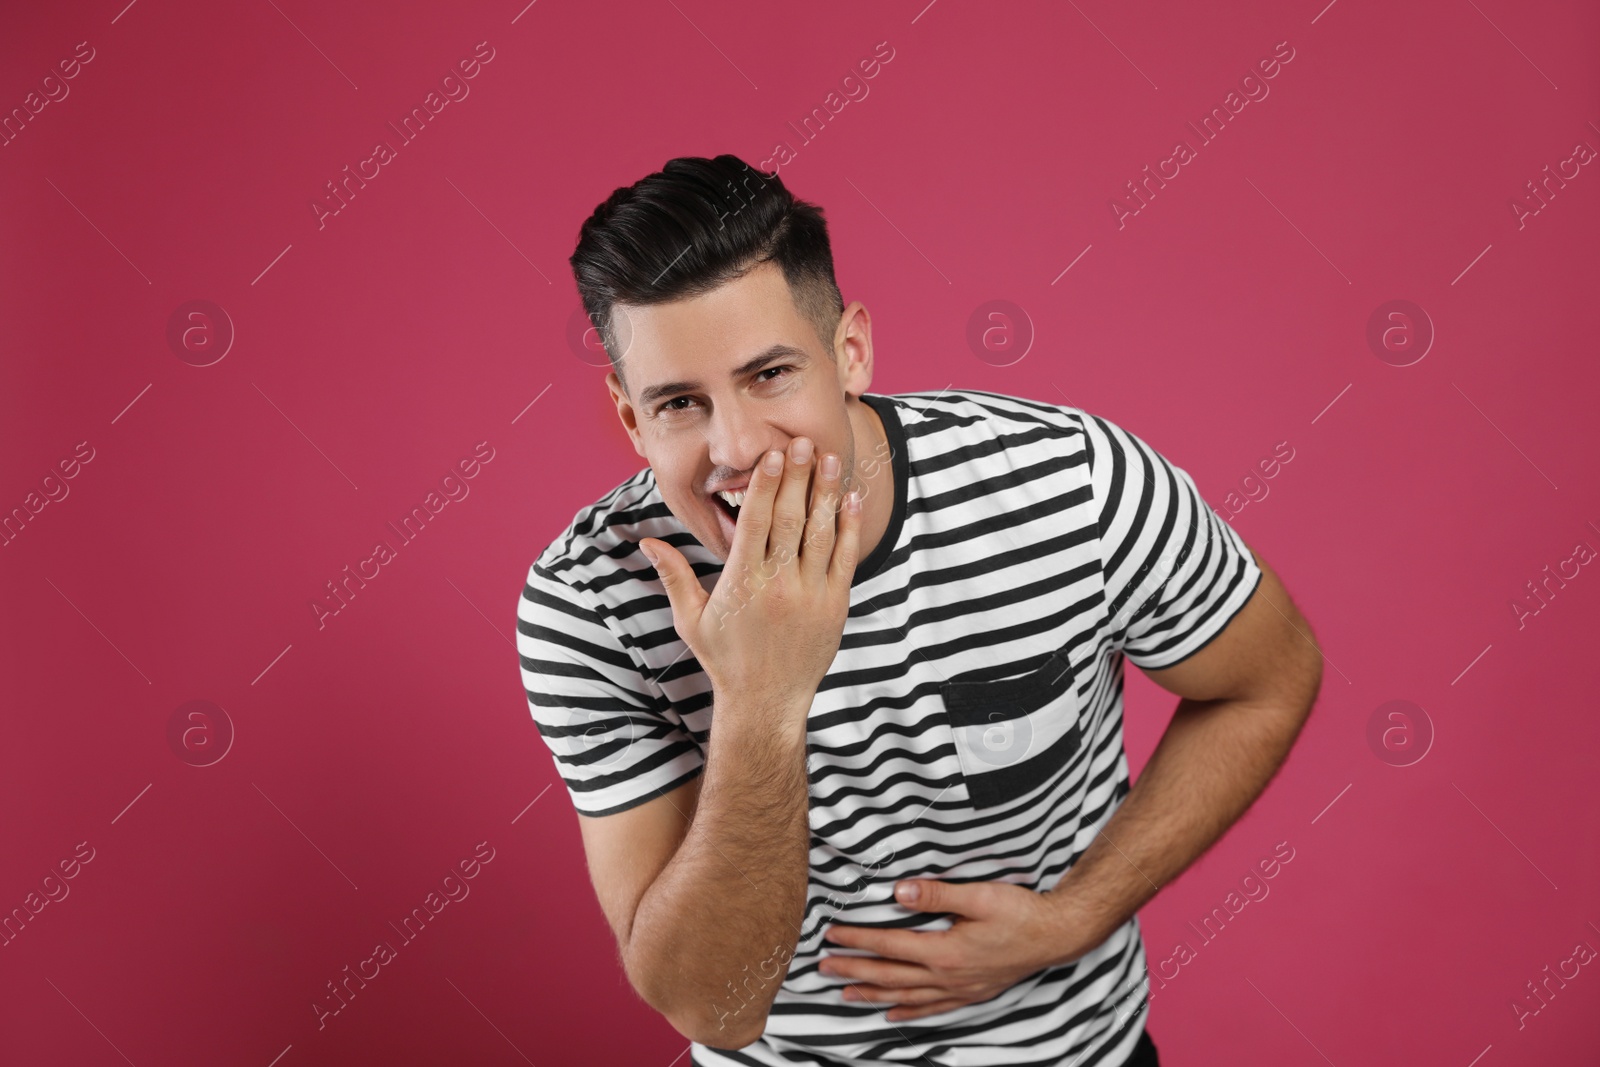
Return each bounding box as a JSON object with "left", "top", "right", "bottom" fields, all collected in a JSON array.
[{"left": 517, "top": 154, "right": 1322, "bottom": 1066}]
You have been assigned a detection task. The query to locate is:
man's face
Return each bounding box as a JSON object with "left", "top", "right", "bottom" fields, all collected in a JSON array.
[{"left": 604, "top": 260, "right": 873, "bottom": 561}]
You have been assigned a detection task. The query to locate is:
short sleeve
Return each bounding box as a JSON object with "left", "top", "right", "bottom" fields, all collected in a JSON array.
[
  {"left": 516, "top": 562, "right": 704, "bottom": 816},
  {"left": 1081, "top": 412, "right": 1263, "bottom": 671}
]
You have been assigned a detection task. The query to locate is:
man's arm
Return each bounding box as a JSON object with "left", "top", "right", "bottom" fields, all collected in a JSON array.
[
  {"left": 614, "top": 687, "right": 812, "bottom": 1049},
  {"left": 1038, "top": 547, "right": 1323, "bottom": 960},
  {"left": 595, "top": 435, "right": 861, "bottom": 1049},
  {"left": 605, "top": 689, "right": 812, "bottom": 1049}
]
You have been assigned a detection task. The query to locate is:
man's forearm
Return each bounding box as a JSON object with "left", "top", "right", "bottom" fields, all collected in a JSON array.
[
  {"left": 624, "top": 692, "right": 811, "bottom": 1047},
  {"left": 1040, "top": 691, "right": 1314, "bottom": 962}
]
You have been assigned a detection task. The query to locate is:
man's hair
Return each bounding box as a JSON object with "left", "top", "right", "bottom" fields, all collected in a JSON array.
[{"left": 569, "top": 154, "right": 845, "bottom": 395}]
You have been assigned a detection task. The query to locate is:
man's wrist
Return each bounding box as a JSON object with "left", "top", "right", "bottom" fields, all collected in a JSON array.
[
  {"left": 709, "top": 683, "right": 814, "bottom": 742},
  {"left": 1036, "top": 871, "right": 1136, "bottom": 968},
  {"left": 713, "top": 681, "right": 813, "bottom": 716}
]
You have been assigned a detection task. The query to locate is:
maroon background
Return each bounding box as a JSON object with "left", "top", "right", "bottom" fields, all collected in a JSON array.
[{"left": 2, "top": 0, "right": 1597, "bottom": 1063}]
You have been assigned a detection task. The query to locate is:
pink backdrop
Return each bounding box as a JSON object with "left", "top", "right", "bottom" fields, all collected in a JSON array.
[{"left": 3, "top": 0, "right": 1597, "bottom": 1063}]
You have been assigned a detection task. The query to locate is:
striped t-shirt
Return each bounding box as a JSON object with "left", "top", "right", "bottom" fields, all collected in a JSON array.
[{"left": 517, "top": 388, "right": 1262, "bottom": 1067}]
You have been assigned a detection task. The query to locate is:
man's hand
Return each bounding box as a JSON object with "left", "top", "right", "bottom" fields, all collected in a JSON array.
[
  {"left": 640, "top": 437, "right": 862, "bottom": 719},
  {"left": 818, "top": 878, "right": 1109, "bottom": 1022}
]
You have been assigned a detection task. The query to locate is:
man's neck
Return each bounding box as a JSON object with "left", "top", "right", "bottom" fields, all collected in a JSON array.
[{"left": 850, "top": 396, "right": 895, "bottom": 564}]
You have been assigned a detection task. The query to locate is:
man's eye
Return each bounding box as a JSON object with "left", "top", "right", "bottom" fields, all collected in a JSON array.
[{"left": 657, "top": 368, "right": 792, "bottom": 417}]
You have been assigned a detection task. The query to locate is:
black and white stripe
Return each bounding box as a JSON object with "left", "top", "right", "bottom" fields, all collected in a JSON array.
[{"left": 518, "top": 389, "right": 1262, "bottom": 1066}]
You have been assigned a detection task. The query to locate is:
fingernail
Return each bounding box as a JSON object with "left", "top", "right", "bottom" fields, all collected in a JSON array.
[
  {"left": 639, "top": 542, "right": 658, "bottom": 565},
  {"left": 847, "top": 491, "right": 861, "bottom": 513},
  {"left": 764, "top": 450, "right": 784, "bottom": 474},
  {"left": 896, "top": 882, "right": 919, "bottom": 903},
  {"left": 821, "top": 453, "right": 840, "bottom": 479},
  {"left": 793, "top": 438, "right": 813, "bottom": 464}
]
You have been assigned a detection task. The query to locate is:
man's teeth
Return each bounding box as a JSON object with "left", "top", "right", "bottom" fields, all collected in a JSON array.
[{"left": 716, "top": 489, "right": 746, "bottom": 510}]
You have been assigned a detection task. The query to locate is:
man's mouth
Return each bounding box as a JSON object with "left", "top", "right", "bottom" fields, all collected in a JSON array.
[{"left": 712, "top": 489, "right": 744, "bottom": 522}]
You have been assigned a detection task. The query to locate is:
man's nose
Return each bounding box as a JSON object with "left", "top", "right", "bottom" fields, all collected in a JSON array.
[{"left": 704, "top": 403, "right": 779, "bottom": 476}]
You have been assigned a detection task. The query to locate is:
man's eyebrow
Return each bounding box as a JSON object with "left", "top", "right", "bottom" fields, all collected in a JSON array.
[{"left": 636, "top": 344, "right": 811, "bottom": 408}]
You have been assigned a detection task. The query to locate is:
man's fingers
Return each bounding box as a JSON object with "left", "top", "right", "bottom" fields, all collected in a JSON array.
[
  {"left": 800, "top": 450, "right": 844, "bottom": 582},
  {"left": 885, "top": 996, "right": 972, "bottom": 1021},
  {"left": 730, "top": 449, "right": 784, "bottom": 568},
  {"left": 828, "top": 489, "right": 863, "bottom": 590},
  {"left": 843, "top": 983, "right": 957, "bottom": 1006},
  {"left": 769, "top": 436, "right": 814, "bottom": 566},
  {"left": 640, "top": 538, "right": 707, "bottom": 645},
  {"left": 823, "top": 924, "right": 944, "bottom": 967},
  {"left": 823, "top": 954, "right": 931, "bottom": 990}
]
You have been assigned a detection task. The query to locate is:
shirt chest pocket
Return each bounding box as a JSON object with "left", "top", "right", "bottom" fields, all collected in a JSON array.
[{"left": 939, "top": 647, "right": 1086, "bottom": 810}]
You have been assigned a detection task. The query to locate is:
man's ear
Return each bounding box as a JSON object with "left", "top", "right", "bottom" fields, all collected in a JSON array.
[
  {"left": 606, "top": 371, "right": 647, "bottom": 459},
  {"left": 834, "top": 301, "right": 874, "bottom": 398}
]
